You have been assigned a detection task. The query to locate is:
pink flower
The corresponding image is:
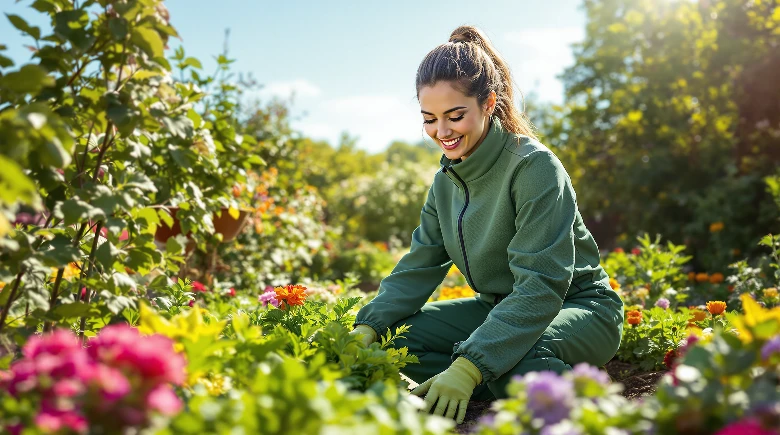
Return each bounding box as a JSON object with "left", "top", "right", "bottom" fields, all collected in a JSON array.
[
  {"left": 34, "top": 408, "right": 87, "bottom": 434},
  {"left": 89, "top": 325, "right": 186, "bottom": 386},
  {"left": 259, "top": 288, "right": 279, "bottom": 307},
  {"left": 188, "top": 300, "right": 195, "bottom": 307},
  {"left": 23, "top": 330, "right": 81, "bottom": 360},
  {"left": 145, "top": 385, "right": 183, "bottom": 415},
  {"left": 52, "top": 379, "right": 84, "bottom": 398},
  {"left": 92, "top": 365, "right": 131, "bottom": 403},
  {"left": 191, "top": 281, "right": 207, "bottom": 292},
  {"left": 226, "top": 288, "right": 237, "bottom": 297},
  {"left": 715, "top": 418, "right": 777, "bottom": 435}
]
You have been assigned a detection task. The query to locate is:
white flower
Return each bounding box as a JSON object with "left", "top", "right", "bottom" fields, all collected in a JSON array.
[
  {"left": 665, "top": 288, "right": 678, "bottom": 296},
  {"left": 702, "top": 328, "right": 713, "bottom": 337}
]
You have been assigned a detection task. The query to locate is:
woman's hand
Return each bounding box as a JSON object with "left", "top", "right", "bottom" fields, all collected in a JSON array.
[
  {"left": 410, "top": 357, "right": 482, "bottom": 424},
  {"left": 349, "top": 324, "right": 378, "bottom": 347}
]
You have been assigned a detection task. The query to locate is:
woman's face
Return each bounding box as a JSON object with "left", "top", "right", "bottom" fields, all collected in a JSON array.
[{"left": 419, "top": 81, "right": 495, "bottom": 161}]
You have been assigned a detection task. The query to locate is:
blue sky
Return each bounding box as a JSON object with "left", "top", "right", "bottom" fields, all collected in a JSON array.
[{"left": 2, "top": 0, "right": 587, "bottom": 152}]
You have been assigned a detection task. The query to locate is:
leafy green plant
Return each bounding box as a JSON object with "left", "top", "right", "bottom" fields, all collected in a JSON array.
[{"left": 603, "top": 233, "right": 691, "bottom": 308}]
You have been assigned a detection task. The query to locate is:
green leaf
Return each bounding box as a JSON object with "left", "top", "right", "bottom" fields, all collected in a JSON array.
[
  {"left": 95, "top": 239, "right": 120, "bottom": 270},
  {"left": 55, "top": 199, "right": 107, "bottom": 225},
  {"left": 0, "top": 54, "right": 13, "bottom": 68},
  {"left": 0, "top": 64, "right": 55, "bottom": 94},
  {"left": 54, "top": 302, "right": 96, "bottom": 319},
  {"left": 131, "top": 27, "right": 164, "bottom": 58},
  {"left": 41, "top": 140, "right": 72, "bottom": 168},
  {"left": 108, "top": 17, "right": 128, "bottom": 40},
  {"left": 0, "top": 155, "right": 40, "bottom": 207},
  {"left": 181, "top": 57, "right": 202, "bottom": 69},
  {"left": 6, "top": 14, "right": 41, "bottom": 40},
  {"left": 38, "top": 235, "right": 80, "bottom": 267}
]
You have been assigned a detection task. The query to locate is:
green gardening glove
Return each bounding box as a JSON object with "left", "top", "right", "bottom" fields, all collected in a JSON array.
[
  {"left": 410, "top": 357, "right": 482, "bottom": 424},
  {"left": 349, "top": 324, "right": 377, "bottom": 347}
]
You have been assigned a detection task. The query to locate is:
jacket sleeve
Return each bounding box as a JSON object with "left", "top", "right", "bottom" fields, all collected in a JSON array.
[
  {"left": 453, "top": 150, "right": 576, "bottom": 383},
  {"left": 353, "top": 182, "right": 452, "bottom": 338}
]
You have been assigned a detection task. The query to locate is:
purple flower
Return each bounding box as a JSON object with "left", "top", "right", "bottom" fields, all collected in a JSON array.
[
  {"left": 761, "top": 336, "right": 780, "bottom": 361},
  {"left": 571, "top": 363, "right": 610, "bottom": 386},
  {"left": 655, "top": 298, "right": 670, "bottom": 309},
  {"left": 259, "top": 289, "right": 279, "bottom": 308},
  {"left": 523, "top": 371, "right": 575, "bottom": 424}
]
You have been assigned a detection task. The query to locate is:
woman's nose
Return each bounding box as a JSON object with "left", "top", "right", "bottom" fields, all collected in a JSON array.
[{"left": 437, "top": 121, "right": 451, "bottom": 138}]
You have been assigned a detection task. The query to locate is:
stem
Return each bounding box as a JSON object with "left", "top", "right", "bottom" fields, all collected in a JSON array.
[
  {"left": 0, "top": 270, "right": 26, "bottom": 334},
  {"left": 78, "top": 221, "right": 103, "bottom": 339},
  {"left": 43, "top": 268, "right": 66, "bottom": 332}
]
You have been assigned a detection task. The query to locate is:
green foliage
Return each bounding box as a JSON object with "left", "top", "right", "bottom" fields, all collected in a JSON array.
[
  {"left": 618, "top": 307, "right": 700, "bottom": 371},
  {"left": 0, "top": 0, "right": 262, "bottom": 343},
  {"left": 603, "top": 233, "right": 692, "bottom": 307},
  {"left": 540, "top": 0, "right": 780, "bottom": 271}
]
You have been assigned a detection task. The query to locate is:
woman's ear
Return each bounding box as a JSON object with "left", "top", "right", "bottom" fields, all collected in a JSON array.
[{"left": 484, "top": 90, "right": 497, "bottom": 115}]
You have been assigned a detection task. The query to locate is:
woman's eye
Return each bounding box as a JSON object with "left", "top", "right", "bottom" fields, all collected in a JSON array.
[{"left": 422, "top": 115, "right": 464, "bottom": 125}]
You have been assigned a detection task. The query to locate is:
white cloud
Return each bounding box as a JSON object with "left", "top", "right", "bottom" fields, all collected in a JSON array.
[
  {"left": 503, "top": 27, "right": 586, "bottom": 103},
  {"left": 292, "top": 94, "right": 426, "bottom": 153},
  {"left": 258, "top": 79, "right": 322, "bottom": 99}
]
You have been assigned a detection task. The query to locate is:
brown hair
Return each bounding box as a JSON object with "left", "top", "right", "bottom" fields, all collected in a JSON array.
[{"left": 415, "top": 25, "right": 538, "bottom": 140}]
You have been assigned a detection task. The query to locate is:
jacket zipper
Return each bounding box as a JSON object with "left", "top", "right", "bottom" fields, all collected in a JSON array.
[{"left": 442, "top": 166, "right": 478, "bottom": 292}]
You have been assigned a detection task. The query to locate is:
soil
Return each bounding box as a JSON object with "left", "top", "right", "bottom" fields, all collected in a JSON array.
[{"left": 447, "top": 358, "right": 668, "bottom": 434}]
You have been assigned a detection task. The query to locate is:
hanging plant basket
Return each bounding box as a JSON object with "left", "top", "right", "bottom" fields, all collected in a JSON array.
[{"left": 154, "top": 206, "right": 251, "bottom": 245}]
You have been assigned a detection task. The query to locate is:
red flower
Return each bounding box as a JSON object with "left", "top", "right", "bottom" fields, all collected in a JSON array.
[
  {"left": 631, "top": 247, "right": 641, "bottom": 255},
  {"left": 664, "top": 349, "right": 679, "bottom": 369},
  {"left": 191, "top": 281, "right": 207, "bottom": 292},
  {"left": 80, "top": 287, "right": 87, "bottom": 301},
  {"left": 613, "top": 247, "right": 625, "bottom": 253},
  {"left": 226, "top": 288, "right": 236, "bottom": 297}
]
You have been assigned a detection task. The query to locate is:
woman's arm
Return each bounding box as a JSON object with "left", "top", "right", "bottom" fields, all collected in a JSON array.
[
  {"left": 353, "top": 183, "right": 452, "bottom": 338},
  {"left": 453, "top": 150, "right": 576, "bottom": 383}
]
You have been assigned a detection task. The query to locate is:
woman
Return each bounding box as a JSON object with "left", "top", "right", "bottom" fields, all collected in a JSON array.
[{"left": 349, "top": 25, "right": 624, "bottom": 424}]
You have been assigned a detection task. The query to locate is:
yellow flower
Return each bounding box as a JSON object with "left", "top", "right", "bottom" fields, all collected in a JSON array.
[
  {"left": 763, "top": 288, "right": 778, "bottom": 299},
  {"left": 447, "top": 264, "right": 462, "bottom": 277},
  {"left": 438, "top": 286, "right": 475, "bottom": 301},
  {"left": 709, "top": 222, "right": 724, "bottom": 233},
  {"left": 634, "top": 287, "right": 649, "bottom": 300},
  {"left": 732, "top": 294, "right": 780, "bottom": 343},
  {"left": 706, "top": 300, "right": 727, "bottom": 316},
  {"left": 609, "top": 278, "right": 621, "bottom": 291},
  {"left": 49, "top": 262, "right": 81, "bottom": 282},
  {"left": 0, "top": 282, "right": 5, "bottom": 292},
  {"left": 708, "top": 273, "right": 725, "bottom": 284}
]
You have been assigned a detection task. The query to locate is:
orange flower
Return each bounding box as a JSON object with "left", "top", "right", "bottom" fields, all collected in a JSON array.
[
  {"left": 689, "top": 308, "right": 707, "bottom": 322},
  {"left": 695, "top": 273, "right": 709, "bottom": 283},
  {"left": 688, "top": 272, "right": 696, "bottom": 281},
  {"left": 709, "top": 273, "right": 724, "bottom": 284},
  {"left": 706, "top": 300, "right": 727, "bottom": 316},
  {"left": 274, "top": 284, "right": 307, "bottom": 307},
  {"left": 709, "top": 222, "right": 724, "bottom": 233},
  {"left": 626, "top": 310, "right": 643, "bottom": 325},
  {"left": 609, "top": 278, "right": 621, "bottom": 291}
]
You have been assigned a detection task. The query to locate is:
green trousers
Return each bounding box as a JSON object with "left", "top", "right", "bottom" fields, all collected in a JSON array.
[{"left": 390, "top": 284, "right": 623, "bottom": 400}]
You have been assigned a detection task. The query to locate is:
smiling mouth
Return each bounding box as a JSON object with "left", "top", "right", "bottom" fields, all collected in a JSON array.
[{"left": 441, "top": 136, "right": 463, "bottom": 150}]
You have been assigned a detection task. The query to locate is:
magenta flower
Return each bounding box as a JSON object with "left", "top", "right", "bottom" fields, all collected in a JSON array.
[
  {"left": 521, "top": 371, "right": 575, "bottom": 424},
  {"left": 259, "top": 288, "right": 280, "bottom": 307},
  {"left": 760, "top": 336, "right": 780, "bottom": 361},
  {"left": 715, "top": 418, "right": 777, "bottom": 435},
  {"left": 655, "top": 298, "right": 670, "bottom": 309}
]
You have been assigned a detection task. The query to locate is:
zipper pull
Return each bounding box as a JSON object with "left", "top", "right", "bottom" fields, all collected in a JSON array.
[{"left": 442, "top": 166, "right": 448, "bottom": 173}]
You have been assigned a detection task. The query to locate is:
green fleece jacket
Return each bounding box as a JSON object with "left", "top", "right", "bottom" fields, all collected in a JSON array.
[{"left": 354, "top": 118, "right": 618, "bottom": 383}]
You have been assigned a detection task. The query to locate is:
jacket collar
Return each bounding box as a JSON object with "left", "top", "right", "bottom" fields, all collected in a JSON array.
[{"left": 439, "top": 117, "right": 508, "bottom": 182}]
